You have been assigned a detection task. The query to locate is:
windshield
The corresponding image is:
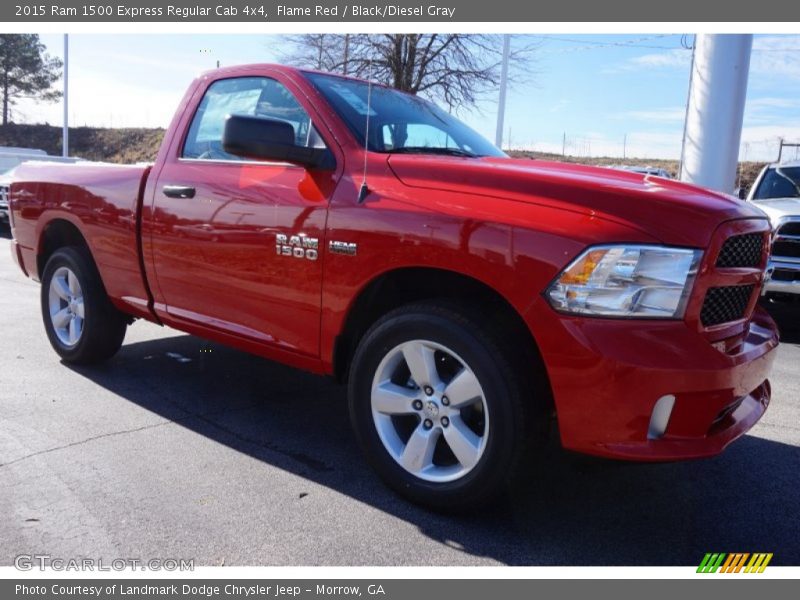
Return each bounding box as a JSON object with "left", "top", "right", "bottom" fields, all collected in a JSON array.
[
  {"left": 304, "top": 72, "right": 505, "bottom": 158},
  {"left": 753, "top": 166, "right": 800, "bottom": 199}
]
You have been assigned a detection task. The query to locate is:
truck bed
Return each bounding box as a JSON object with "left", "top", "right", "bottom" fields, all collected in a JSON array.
[{"left": 10, "top": 161, "right": 154, "bottom": 320}]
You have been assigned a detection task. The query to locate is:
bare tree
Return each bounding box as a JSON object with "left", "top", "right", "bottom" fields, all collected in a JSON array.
[
  {"left": 0, "top": 34, "right": 62, "bottom": 125},
  {"left": 278, "top": 34, "right": 346, "bottom": 72},
  {"left": 277, "top": 34, "right": 536, "bottom": 111}
]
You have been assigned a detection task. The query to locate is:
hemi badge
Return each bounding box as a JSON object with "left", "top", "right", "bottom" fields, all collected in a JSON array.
[{"left": 329, "top": 240, "right": 357, "bottom": 256}]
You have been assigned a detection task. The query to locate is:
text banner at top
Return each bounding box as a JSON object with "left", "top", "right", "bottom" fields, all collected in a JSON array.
[{"left": 4, "top": 0, "right": 800, "bottom": 22}]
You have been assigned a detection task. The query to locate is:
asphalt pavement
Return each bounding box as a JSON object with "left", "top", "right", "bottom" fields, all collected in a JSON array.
[{"left": 1, "top": 228, "right": 798, "bottom": 566}]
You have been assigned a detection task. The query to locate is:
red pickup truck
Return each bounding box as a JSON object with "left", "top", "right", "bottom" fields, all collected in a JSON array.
[{"left": 9, "top": 64, "right": 779, "bottom": 509}]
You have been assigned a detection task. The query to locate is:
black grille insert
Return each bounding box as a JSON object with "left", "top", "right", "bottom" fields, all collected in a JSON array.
[
  {"left": 777, "top": 222, "right": 800, "bottom": 237},
  {"left": 716, "top": 233, "right": 764, "bottom": 268},
  {"left": 700, "top": 285, "right": 755, "bottom": 327},
  {"left": 772, "top": 269, "right": 800, "bottom": 282},
  {"left": 772, "top": 239, "right": 800, "bottom": 259}
]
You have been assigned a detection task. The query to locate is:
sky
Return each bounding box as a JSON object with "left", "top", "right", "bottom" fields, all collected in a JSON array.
[{"left": 14, "top": 33, "right": 800, "bottom": 161}]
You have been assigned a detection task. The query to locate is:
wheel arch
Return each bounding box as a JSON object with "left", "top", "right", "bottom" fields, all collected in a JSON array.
[
  {"left": 332, "top": 266, "right": 554, "bottom": 410},
  {"left": 36, "top": 217, "right": 94, "bottom": 280}
]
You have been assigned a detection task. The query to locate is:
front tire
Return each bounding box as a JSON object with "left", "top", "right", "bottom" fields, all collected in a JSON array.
[
  {"left": 348, "top": 302, "right": 538, "bottom": 511},
  {"left": 40, "top": 247, "right": 127, "bottom": 364}
]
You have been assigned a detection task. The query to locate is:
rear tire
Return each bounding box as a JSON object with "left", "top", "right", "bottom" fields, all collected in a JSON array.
[
  {"left": 348, "top": 301, "right": 542, "bottom": 511},
  {"left": 40, "top": 247, "right": 127, "bottom": 364}
]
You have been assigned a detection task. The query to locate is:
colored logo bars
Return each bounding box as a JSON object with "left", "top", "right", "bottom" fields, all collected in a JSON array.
[{"left": 697, "top": 553, "right": 773, "bottom": 573}]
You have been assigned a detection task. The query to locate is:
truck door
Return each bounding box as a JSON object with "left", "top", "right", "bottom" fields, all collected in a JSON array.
[{"left": 148, "top": 74, "right": 339, "bottom": 358}]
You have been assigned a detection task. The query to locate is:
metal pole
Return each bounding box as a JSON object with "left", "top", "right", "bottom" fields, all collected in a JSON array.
[
  {"left": 680, "top": 34, "right": 752, "bottom": 193},
  {"left": 678, "top": 36, "right": 696, "bottom": 180},
  {"left": 495, "top": 34, "right": 510, "bottom": 149},
  {"left": 62, "top": 34, "right": 69, "bottom": 157}
]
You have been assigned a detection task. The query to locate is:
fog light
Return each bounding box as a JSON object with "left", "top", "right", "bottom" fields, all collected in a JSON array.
[{"left": 648, "top": 395, "right": 676, "bottom": 440}]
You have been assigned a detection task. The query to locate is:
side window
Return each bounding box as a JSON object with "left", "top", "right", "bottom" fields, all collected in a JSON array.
[{"left": 182, "top": 76, "right": 325, "bottom": 161}]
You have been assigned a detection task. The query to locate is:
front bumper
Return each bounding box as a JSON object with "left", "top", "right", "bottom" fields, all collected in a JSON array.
[{"left": 528, "top": 302, "right": 779, "bottom": 461}]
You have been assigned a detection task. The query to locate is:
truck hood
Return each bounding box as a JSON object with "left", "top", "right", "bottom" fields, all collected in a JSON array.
[
  {"left": 749, "top": 197, "right": 800, "bottom": 226},
  {"left": 387, "top": 156, "right": 768, "bottom": 247}
]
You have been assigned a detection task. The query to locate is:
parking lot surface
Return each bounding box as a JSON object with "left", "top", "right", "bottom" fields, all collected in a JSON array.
[{"left": 1, "top": 229, "right": 799, "bottom": 566}]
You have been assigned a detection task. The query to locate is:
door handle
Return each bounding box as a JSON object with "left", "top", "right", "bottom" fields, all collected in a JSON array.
[{"left": 162, "top": 185, "right": 196, "bottom": 199}]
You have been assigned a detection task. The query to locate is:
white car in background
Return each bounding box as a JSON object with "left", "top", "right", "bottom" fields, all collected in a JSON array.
[
  {"left": 0, "top": 166, "right": 18, "bottom": 225},
  {"left": 748, "top": 160, "right": 800, "bottom": 298},
  {"left": 0, "top": 148, "right": 84, "bottom": 226}
]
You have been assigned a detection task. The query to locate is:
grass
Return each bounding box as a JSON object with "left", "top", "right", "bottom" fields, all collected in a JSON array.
[{"left": 0, "top": 123, "right": 165, "bottom": 164}]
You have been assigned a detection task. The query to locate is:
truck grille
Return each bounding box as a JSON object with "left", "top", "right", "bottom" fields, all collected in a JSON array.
[
  {"left": 700, "top": 285, "right": 755, "bottom": 327},
  {"left": 715, "top": 233, "right": 764, "bottom": 268},
  {"left": 776, "top": 221, "right": 800, "bottom": 237},
  {"left": 772, "top": 240, "right": 800, "bottom": 259},
  {"left": 771, "top": 221, "right": 800, "bottom": 260},
  {"left": 772, "top": 268, "right": 800, "bottom": 282}
]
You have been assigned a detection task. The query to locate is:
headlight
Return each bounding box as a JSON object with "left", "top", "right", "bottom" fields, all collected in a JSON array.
[{"left": 546, "top": 245, "right": 702, "bottom": 318}]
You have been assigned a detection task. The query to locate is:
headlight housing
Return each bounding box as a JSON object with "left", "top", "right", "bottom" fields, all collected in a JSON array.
[{"left": 546, "top": 245, "right": 702, "bottom": 319}]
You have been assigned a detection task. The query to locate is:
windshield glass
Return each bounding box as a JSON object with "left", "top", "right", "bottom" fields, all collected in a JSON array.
[
  {"left": 304, "top": 72, "right": 505, "bottom": 158},
  {"left": 753, "top": 166, "right": 800, "bottom": 199}
]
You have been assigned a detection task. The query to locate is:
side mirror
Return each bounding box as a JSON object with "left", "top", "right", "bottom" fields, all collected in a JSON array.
[{"left": 222, "top": 114, "right": 333, "bottom": 169}]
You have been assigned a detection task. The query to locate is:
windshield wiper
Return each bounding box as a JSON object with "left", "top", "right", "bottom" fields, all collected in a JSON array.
[{"left": 386, "top": 146, "right": 479, "bottom": 158}]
